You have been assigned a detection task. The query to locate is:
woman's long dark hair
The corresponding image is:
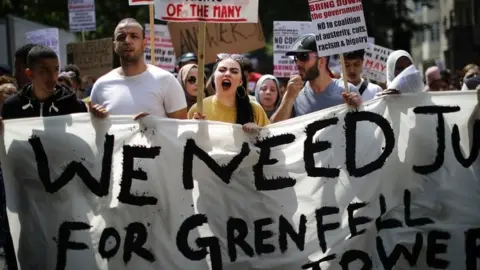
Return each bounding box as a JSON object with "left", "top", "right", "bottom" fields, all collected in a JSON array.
[{"left": 210, "top": 57, "right": 254, "bottom": 125}]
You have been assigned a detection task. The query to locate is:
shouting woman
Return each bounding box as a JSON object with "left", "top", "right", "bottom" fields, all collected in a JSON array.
[{"left": 188, "top": 54, "right": 270, "bottom": 132}]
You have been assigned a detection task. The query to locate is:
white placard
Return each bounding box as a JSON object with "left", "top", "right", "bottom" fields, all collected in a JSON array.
[
  {"left": 129, "top": 0, "right": 153, "bottom": 5},
  {"left": 25, "top": 28, "right": 61, "bottom": 66},
  {"left": 155, "top": 0, "right": 259, "bottom": 23},
  {"left": 363, "top": 44, "right": 393, "bottom": 83},
  {"left": 273, "top": 21, "right": 312, "bottom": 78},
  {"left": 309, "top": 0, "right": 369, "bottom": 57},
  {"left": 68, "top": 0, "right": 96, "bottom": 32},
  {"left": 144, "top": 24, "right": 176, "bottom": 72},
  {"left": 2, "top": 92, "right": 480, "bottom": 269}
]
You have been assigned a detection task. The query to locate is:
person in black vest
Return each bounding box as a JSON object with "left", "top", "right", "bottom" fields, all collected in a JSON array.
[{"left": 342, "top": 49, "right": 383, "bottom": 101}]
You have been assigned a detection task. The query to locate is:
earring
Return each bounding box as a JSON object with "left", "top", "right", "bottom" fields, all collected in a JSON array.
[{"left": 237, "top": 85, "right": 247, "bottom": 98}]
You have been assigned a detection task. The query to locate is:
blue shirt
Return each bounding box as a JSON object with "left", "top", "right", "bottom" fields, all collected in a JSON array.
[{"left": 293, "top": 79, "right": 358, "bottom": 117}]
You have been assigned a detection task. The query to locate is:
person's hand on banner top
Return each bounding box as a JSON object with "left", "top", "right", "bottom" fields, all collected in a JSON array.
[
  {"left": 193, "top": 112, "right": 206, "bottom": 120},
  {"left": 242, "top": 122, "right": 260, "bottom": 133},
  {"left": 341, "top": 91, "right": 362, "bottom": 108},
  {"left": 377, "top": 89, "right": 401, "bottom": 97},
  {"left": 285, "top": 75, "right": 304, "bottom": 100},
  {"left": 134, "top": 112, "right": 150, "bottom": 120},
  {"left": 88, "top": 102, "right": 109, "bottom": 119}
]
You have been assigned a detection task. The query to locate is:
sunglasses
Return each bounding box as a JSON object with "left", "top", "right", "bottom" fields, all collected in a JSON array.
[
  {"left": 293, "top": 53, "right": 310, "bottom": 62},
  {"left": 216, "top": 53, "right": 245, "bottom": 62},
  {"left": 187, "top": 76, "right": 197, "bottom": 84}
]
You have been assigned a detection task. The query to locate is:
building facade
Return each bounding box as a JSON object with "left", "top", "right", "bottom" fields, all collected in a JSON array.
[
  {"left": 409, "top": 0, "right": 442, "bottom": 74},
  {"left": 441, "top": 0, "right": 480, "bottom": 72}
]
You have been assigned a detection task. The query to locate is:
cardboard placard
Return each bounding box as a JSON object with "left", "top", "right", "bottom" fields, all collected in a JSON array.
[
  {"left": 66, "top": 38, "right": 113, "bottom": 78},
  {"left": 168, "top": 21, "right": 265, "bottom": 64}
]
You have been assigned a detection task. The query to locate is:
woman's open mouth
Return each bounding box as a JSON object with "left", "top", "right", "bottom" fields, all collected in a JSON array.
[{"left": 221, "top": 79, "right": 232, "bottom": 90}]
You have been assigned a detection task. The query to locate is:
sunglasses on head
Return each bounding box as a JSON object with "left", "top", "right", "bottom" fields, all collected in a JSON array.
[
  {"left": 293, "top": 53, "right": 311, "bottom": 62},
  {"left": 187, "top": 76, "right": 197, "bottom": 84},
  {"left": 216, "top": 53, "right": 245, "bottom": 62}
]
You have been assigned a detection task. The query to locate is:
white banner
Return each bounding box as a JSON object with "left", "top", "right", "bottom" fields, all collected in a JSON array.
[
  {"left": 68, "top": 0, "right": 96, "bottom": 32},
  {"left": 144, "top": 24, "right": 176, "bottom": 72},
  {"left": 308, "top": 0, "right": 368, "bottom": 57},
  {"left": 363, "top": 44, "right": 393, "bottom": 83},
  {"left": 273, "top": 21, "right": 312, "bottom": 78},
  {"left": 155, "top": 0, "right": 259, "bottom": 23},
  {"left": 2, "top": 92, "right": 480, "bottom": 269},
  {"left": 25, "top": 28, "right": 61, "bottom": 67}
]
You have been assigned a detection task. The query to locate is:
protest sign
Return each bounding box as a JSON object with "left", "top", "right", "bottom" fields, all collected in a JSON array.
[
  {"left": 363, "top": 44, "right": 393, "bottom": 83},
  {"left": 155, "top": 0, "right": 259, "bottom": 23},
  {"left": 168, "top": 21, "right": 265, "bottom": 64},
  {"left": 273, "top": 21, "right": 312, "bottom": 78},
  {"left": 145, "top": 24, "right": 176, "bottom": 72},
  {"left": 2, "top": 91, "right": 480, "bottom": 269},
  {"left": 308, "top": 0, "right": 368, "bottom": 57},
  {"left": 66, "top": 38, "right": 113, "bottom": 78},
  {"left": 129, "top": 0, "right": 153, "bottom": 5},
  {"left": 25, "top": 28, "right": 61, "bottom": 66},
  {"left": 68, "top": 0, "right": 96, "bottom": 32}
]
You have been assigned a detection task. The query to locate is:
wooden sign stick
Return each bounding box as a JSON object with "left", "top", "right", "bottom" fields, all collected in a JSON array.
[
  {"left": 196, "top": 22, "right": 207, "bottom": 114},
  {"left": 149, "top": 4, "right": 156, "bottom": 65},
  {"left": 339, "top": 53, "right": 349, "bottom": 93}
]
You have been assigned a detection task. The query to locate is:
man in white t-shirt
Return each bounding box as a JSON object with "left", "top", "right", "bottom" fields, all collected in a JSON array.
[
  {"left": 341, "top": 49, "right": 383, "bottom": 101},
  {"left": 91, "top": 18, "right": 187, "bottom": 119}
]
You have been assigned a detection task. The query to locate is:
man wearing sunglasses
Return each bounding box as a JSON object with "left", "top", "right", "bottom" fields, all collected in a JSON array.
[{"left": 270, "top": 34, "right": 361, "bottom": 123}]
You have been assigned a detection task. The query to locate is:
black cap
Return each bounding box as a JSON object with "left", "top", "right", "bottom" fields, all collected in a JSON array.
[
  {"left": 465, "top": 75, "right": 480, "bottom": 90},
  {"left": 286, "top": 34, "right": 317, "bottom": 56},
  {"left": 178, "top": 52, "right": 197, "bottom": 65},
  {"left": 285, "top": 33, "right": 333, "bottom": 78}
]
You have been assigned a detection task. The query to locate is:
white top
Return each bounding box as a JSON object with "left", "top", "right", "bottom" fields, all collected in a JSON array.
[
  {"left": 355, "top": 78, "right": 383, "bottom": 101},
  {"left": 90, "top": 64, "right": 187, "bottom": 117}
]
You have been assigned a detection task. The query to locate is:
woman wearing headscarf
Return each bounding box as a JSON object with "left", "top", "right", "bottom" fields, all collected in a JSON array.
[
  {"left": 254, "top": 75, "right": 282, "bottom": 118},
  {"left": 380, "top": 50, "right": 424, "bottom": 95},
  {"left": 177, "top": 64, "right": 211, "bottom": 111},
  {"left": 386, "top": 50, "right": 414, "bottom": 86},
  {"left": 460, "top": 64, "right": 480, "bottom": 90}
]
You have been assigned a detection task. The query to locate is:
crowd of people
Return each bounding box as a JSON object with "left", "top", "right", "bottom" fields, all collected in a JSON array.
[{"left": 0, "top": 17, "right": 478, "bottom": 269}]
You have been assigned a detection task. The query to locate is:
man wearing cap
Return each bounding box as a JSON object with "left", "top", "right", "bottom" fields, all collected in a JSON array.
[{"left": 270, "top": 34, "right": 361, "bottom": 123}]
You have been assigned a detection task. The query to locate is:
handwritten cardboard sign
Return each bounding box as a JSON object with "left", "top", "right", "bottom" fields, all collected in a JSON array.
[
  {"left": 155, "top": 0, "right": 259, "bottom": 23},
  {"left": 66, "top": 38, "right": 113, "bottom": 78},
  {"left": 168, "top": 21, "right": 265, "bottom": 64}
]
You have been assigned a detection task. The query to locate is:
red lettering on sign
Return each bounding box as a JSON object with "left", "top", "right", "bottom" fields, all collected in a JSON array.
[{"left": 166, "top": 4, "right": 183, "bottom": 17}]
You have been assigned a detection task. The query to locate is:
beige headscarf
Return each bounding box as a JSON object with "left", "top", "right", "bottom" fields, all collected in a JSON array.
[{"left": 177, "top": 64, "right": 210, "bottom": 110}]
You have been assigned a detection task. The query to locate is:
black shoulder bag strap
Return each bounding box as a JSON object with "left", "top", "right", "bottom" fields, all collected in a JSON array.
[{"left": 358, "top": 80, "right": 369, "bottom": 95}]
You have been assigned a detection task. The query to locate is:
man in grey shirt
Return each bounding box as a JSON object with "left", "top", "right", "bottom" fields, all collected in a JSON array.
[{"left": 271, "top": 34, "right": 361, "bottom": 123}]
